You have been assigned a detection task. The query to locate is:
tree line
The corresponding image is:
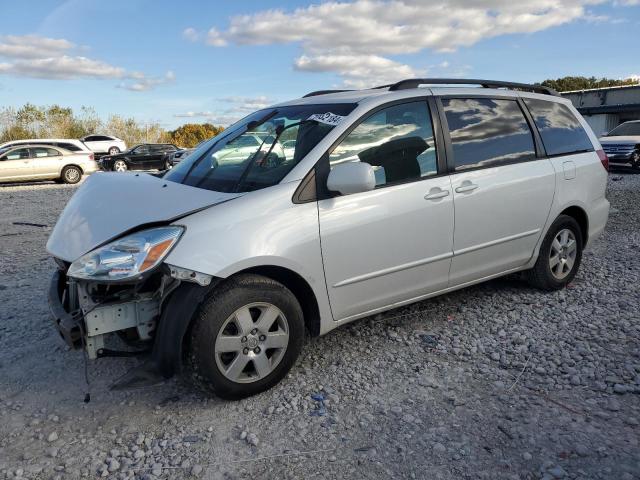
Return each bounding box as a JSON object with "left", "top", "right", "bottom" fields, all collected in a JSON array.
[{"left": 0, "top": 103, "right": 224, "bottom": 148}]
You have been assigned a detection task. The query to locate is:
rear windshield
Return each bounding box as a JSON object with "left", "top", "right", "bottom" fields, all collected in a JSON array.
[
  {"left": 164, "top": 103, "right": 356, "bottom": 193},
  {"left": 523, "top": 98, "right": 594, "bottom": 156},
  {"left": 606, "top": 122, "right": 640, "bottom": 137}
]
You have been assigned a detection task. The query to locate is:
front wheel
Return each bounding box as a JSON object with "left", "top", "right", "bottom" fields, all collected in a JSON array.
[
  {"left": 187, "top": 274, "right": 304, "bottom": 399},
  {"left": 526, "top": 215, "right": 583, "bottom": 291},
  {"left": 631, "top": 152, "right": 640, "bottom": 171},
  {"left": 113, "top": 160, "right": 128, "bottom": 172}
]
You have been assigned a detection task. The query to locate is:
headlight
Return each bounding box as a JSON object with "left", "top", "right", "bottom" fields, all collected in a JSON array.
[{"left": 67, "top": 226, "right": 183, "bottom": 282}]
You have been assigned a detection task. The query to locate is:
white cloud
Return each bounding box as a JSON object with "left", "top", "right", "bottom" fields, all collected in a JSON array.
[
  {"left": 0, "top": 34, "right": 173, "bottom": 91},
  {"left": 200, "top": 0, "right": 637, "bottom": 86},
  {"left": 0, "top": 34, "right": 74, "bottom": 59},
  {"left": 183, "top": 27, "right": 200, "bottom": 42},
  {"left": 206, "top": 28, "right": 227, "bottom": 47},
  {"left": 294, "top": 54, "right": 418, "bottom": 88},
  {"left": 0, "top": 55, "right": 124, "bottom": 79},
  {"left": 220, "top": 95, "right": 272, "bottom": 110},
  {"left": 118, "top": 71, "right": 175, "bottom": 92},
  {"left": 173, "top": 111, "right": 214, "bottom": 118}
]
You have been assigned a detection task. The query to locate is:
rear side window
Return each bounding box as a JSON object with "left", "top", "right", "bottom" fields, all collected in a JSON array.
[
  {"left": 56, "top": 142, "right": 81, "bottom": 151},
  {"left": 442, "top": 98, "right": 536, "bottom": 171},
  {"left": 523, "top": 98, "right": 594, "bottom": 156},
  {"left": 329, "top": 101, "right": 438, "bottom": 187}
]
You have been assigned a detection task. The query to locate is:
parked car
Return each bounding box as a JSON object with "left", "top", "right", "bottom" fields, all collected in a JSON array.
[
  {"left": 99, "top": 143, "right": 178, "bottom": 171},
  {"left": 599, "top": 120, "right": 640, "bottom": 170},
  {"left": 0, "top": 144, "right": 97, "bottom": 184},
  {"left": 47, "top": 78, "right": 609, "bottom": 399},
  {"left": 81, "top": 135, "right": 127, "bottom": 156},
  {"left": 0, "top": 138, "right": 91, "bottom": 153},
  {"left": 166, "top": 148, "right": 195, "bottom": 167}
]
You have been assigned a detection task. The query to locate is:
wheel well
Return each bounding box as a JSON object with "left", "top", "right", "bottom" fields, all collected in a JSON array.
[
  {"left": 239, "top": 266, "right": 321, "bottom": 337},
  {"left": 560, "top": 206, "right": 588, "bottom": 246}
]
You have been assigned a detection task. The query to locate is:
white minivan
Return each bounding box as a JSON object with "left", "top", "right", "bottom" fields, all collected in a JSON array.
[{"left": 47, "top": 79, "right": 609, "bottom": 399}]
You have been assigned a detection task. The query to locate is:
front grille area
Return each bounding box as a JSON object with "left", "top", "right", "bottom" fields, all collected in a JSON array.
[{"left": 602, "top": 144, "right": 636, "bottom": 157}]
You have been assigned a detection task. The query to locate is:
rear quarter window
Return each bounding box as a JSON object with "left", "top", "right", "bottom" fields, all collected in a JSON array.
[{"left": 523, "top": 98, "right": 594, "bottom": 156}]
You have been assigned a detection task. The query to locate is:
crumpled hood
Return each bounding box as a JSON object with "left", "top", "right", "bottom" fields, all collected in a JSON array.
[
  {"left": 46, "top": 172, "right": 241, "bottom": 262},
  {"left": 599, "top": 136, "right": 640, "bottom": 145}
]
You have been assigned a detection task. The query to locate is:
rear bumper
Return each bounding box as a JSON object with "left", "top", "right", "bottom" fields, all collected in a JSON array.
[
  {"left": 586, "top": 197, "right": 610, "bottom": 250},
  {"left": 48, "top": 270, "right": 83, "bottom": 349}
]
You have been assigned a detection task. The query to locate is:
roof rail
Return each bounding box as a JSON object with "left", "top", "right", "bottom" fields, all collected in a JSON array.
[
  {"left": 387, "top": 78, "right": 559, "bottom": 96},
  {"left": 303, "top": 89, "right": 353, "bottom": 98}
]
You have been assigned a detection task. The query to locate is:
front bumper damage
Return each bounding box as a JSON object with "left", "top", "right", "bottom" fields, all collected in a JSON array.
[
  {"left": 48, "top": 269, "right": 162, "bottom": 359},
  {"left": 48, "top": 263, "right": 218, "bottom": 389}
]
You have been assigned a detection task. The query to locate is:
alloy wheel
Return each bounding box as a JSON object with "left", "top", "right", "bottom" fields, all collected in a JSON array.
[
  {"left": 64, "top": 167, "right": 80, "bottom": 183},
  {"left": 549, "top": 228, "right": 577, "bottom": 280},
  {"left": 114, "top": 160, "right": 127, "bottom": 172},
  {"left": 214, "top": 302, "right": 289, "bottom": 384}
]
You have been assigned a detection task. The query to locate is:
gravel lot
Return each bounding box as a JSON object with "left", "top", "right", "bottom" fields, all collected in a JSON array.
[{"left": 0, "top": 172, "right": 638, "bottom": 480}]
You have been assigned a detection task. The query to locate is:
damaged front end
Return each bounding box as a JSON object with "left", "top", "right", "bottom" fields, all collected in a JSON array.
[{"left": 49, "top": 264, "right": 178, "bottom": 359}]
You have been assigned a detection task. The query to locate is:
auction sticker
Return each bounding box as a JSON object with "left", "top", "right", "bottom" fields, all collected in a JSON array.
[{"left": 307, "top": 112, "right": 345, "bottom": 126}]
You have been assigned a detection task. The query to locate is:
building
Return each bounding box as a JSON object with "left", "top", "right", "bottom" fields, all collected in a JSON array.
[{"left": 562, "top": 84, "right": 640, "bottom": 136}]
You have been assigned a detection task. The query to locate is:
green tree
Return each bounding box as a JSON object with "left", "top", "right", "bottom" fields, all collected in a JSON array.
[
  {"left": 167, "top": 123, "right": 224, "bottom": 148},
  {"left": 540, "top": 76, "right": 639, "bottom": 92}
]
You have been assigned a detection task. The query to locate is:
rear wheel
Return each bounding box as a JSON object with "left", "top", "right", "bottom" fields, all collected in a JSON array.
[
  {"left": 60, "top": 165, "right": 82, "bottom": 184},
  {"left": 113, "top": 160, "right": 128, "bottom": 172},
  {"left": 526, "top": 215, "right": 583, "bottom": 291},
  {"left": 187, "top": 274, "right": 304, "bottom": 399},
  {"left": 108, "top": 147, "right": 120, "bottom": 155}
]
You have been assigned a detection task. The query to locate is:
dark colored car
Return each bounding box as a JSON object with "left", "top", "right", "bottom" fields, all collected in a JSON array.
[
  {"left": 99, "top": 144, "right": 178, "bottom": 172},
  {"left": 165, "top": 148, "right": 195, "bottom": 167}
]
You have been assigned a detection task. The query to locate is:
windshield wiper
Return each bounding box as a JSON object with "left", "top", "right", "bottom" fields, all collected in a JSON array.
[{"left": 234, "top": 119, "right": 316, "bottom": 193}]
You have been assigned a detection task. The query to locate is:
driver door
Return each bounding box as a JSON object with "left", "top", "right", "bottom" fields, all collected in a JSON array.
[
  {"left": 0, "top": 147, "right": 33, "bottom": 181},
  {"left": 317, "top": 100, "right": 454, "bottom": 321}
]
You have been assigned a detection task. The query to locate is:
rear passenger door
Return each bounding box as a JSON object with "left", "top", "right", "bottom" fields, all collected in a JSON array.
[
  {"left": 30, "top": 147, "right": 63, "bottom": 178},
  {"left": 318, "top": 100, "right": 454, "bottom": 321},
  {"left": 440, "top": 96, "right": 555, "bottom": 285}
]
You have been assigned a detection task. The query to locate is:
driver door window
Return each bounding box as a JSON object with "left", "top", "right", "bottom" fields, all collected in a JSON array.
[
  {"left": 329, "top": 101, "right": 438, "bottom": 187},
  {"left": 5, "top": 148, "right": 31, "bottom": 160}
]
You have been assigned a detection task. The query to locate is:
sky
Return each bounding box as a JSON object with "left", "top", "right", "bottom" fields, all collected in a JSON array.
[{"left": 0, "top": 0, "right": 638, "bottom": 129}]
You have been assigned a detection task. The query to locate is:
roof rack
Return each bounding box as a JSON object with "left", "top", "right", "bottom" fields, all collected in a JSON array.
[
  {"left": 387, "top": 78, "right": 559, "bottom": 96},
  {"left": 302, "top": 78, "right": 559, "bottom": 99},
  {"left": 303, "top": 89, "right": 353, "bottom": 98}
]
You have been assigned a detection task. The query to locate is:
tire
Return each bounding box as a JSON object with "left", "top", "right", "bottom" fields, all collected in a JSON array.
[
  {"left": 108, "top": 147, "right": 120, "bottom": 155},
  {"left": 187, "top": 274, "right": 304, "bottom": 399},
  {"left": 60, "top": 165, "right": 82, "bottom": 184},
  {"left": 113, "top": 160, "right": 128, "bottom": 172},
  {"left": 631, "top": 152, "right": 640, "bottom": 171},
  {"left": 526, "top": 215, "right": 583, "bottom": 291}
]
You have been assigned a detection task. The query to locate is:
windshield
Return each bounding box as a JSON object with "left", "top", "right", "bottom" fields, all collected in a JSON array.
[
  {"left": 164, "top": 103, "right": 356, "bottom": 193},
  {"left": 606, "top": 122, "right": 640, "bottom": 137}
]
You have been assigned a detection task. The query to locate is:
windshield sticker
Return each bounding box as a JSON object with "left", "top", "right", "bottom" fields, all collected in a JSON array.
[{"left": 307, "top": 112, "right": 345, "bottom": 126}]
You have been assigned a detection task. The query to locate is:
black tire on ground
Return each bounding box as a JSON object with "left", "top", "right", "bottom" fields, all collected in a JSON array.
[
  {"left": 187, "top": 274, "right": 305, "bottom": 399},
  {"left": 525, "top": 214, "right": 583, "bottom": 291},
  {"left": 60, "top": 165, "right": 82, "bottom": 184},
  {"left": 631, "top": 152, "right": 640, "bottom": 171},
  {"left": 108, "top": 147, "right": 120, "bottom": 155}
]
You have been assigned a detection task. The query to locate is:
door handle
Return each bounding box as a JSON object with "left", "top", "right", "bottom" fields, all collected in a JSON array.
[
  {"left": 455, "top": 182, "right": 478, "bottom": 193},
  {"left": 424, "top": 188, "right": 450, "bottom": 200}
]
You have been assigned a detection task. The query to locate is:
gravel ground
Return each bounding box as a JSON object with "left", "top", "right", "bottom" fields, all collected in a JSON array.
[{"left": 0, "top": 172, "right": 638, "bottom": 480}]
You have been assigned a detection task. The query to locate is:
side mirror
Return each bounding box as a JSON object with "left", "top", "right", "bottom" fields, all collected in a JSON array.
[{"left": 327, "top": 161, "right": 376, "bottom": 195}]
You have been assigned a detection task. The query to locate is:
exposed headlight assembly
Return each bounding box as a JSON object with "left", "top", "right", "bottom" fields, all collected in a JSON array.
[{"left": 68, "top": 226, "right": 183, "bottom": 282}]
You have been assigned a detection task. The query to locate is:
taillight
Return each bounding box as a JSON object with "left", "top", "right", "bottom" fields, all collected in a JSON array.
[
  {"left": 596, "top": 149, "right": 609, "bottom": 172},
  {"left": 89, "top": 153, "right": 94, "bottom": 161}
]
